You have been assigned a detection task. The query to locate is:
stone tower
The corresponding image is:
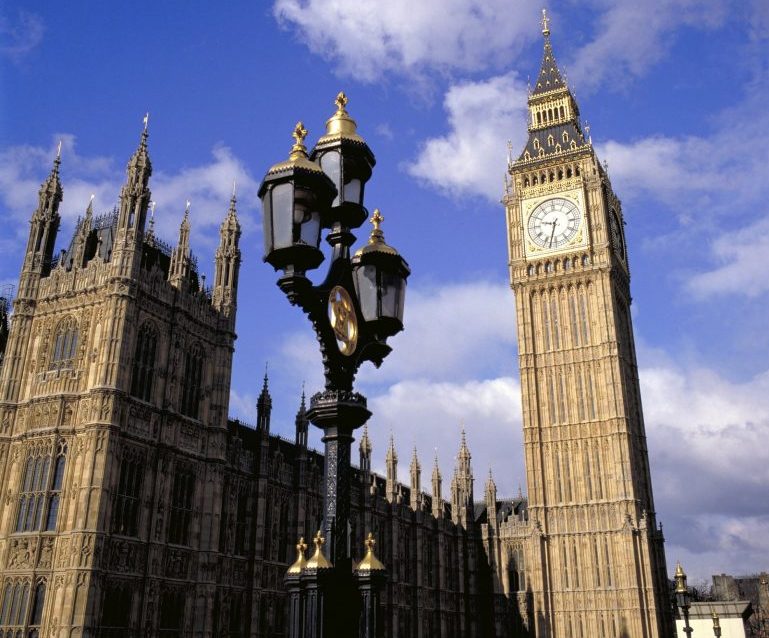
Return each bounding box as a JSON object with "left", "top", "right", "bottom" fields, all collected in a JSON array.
[
  {"left": 502, "top": 11, "right": 670, "bottom": 637},
  {"left": 0, "top": 123, "right": 242, "bottom": 637}
]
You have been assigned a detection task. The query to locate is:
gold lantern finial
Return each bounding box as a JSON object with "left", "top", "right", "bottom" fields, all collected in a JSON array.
[
  {"left": 674, "top": 562, "right": 687, "bottom": 593},
  {"left": 322, "top": 91, "right": 362, "bottom": 140},
  {"left": 541, "top": 8, "right": 551, "bottom": 36},
  {"left": 290, "top": 122, "right": 309, "bottom": 160},
  {"left": 354, "top": 208, "right": 398, "bottom": 257},
  {"left": 356, "top": 532, "right": 386, "bottom": 571},
  {"left": 287, "top": 537, "right": 308, "bottom": 574},
  {"left": 305, "top": 530, "right": 333, "bottom": 569}
]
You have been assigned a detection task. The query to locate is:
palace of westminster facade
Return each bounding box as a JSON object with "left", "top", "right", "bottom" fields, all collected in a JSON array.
[{"left": 0, "top": 17, "right": 672, "bottom": 638}]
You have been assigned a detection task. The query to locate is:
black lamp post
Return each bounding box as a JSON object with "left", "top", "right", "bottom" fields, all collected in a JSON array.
[
  {"left": 260, "top": 93, "right": 409, "bottom": 638},
  {"left": 675, "top": 562, "right": 694, "bottom": 637}
]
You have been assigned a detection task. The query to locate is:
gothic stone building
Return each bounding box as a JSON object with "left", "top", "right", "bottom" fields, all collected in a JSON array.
[{"left": 0, "top": 16, "right": 672, "bottom": 638}]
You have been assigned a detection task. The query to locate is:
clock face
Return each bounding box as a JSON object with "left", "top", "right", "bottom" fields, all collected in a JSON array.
[
  {"left": 527, "top": 198, "right": 582, "bottom": 250},
  {"left": 328, "top": 286, "right": 358, "bottom": 356}
]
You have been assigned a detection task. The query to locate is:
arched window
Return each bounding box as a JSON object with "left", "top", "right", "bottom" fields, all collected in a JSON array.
[
  {"left": 562, "top": 132, "right": 569, "bottom": 143},
  {"left": 113, "top": 449, "right": 145, "bottom": 537},
  {"left": 50, "top": 317, "right": 78, "bottom": 369},
  {"left": 523, "top": 178, "right": 530, "bottom": 187},
  {"left": 17, "top": 443, "right": 67, "bottom": 533},
  {"left": 547, "top": 135, "right": 554, "bottom": 147},
  {"left": 131, "top": 323, "right": 158, "bottom": 403},
  {"left": 29, "top": 581, "right": 46, "bottom": 629},
  {"left": 168, "top": 468, "right": 195, "bottom": 545},
  {"left": 180, "top": 345, "right": 204, "bottom": 419}
]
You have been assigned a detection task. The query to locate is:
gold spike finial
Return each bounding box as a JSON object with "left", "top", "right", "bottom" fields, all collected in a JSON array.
[
  {"left": 289, "top": 122, "right": 309, "bottom": 161},
  {"left": 371, "top": 208, "right": 383, "bottom": 232},
  {"left": 143, "top": 112, "right": 149, "bottom": 131},
  {"left": 287, "top": 537, "right": 308, "bottom": 574},
  {"left": 305, "top": 530, "right": 333, "bottom": 569},
  {"left": 541, "top": 8, "right": 550, "bottom": 36},
  {"left": 56, "top": 139, "right": 62, "bottom": 159},
  {"left": 335, "top": 91, "right": 349, "bottom": 113},
  {"left": 356, "top": 532, "right": 386, "bottom": 571}
]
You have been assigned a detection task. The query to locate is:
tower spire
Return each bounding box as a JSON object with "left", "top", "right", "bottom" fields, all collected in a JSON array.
[
  {"left": 532, "top": 9, "right": 565, "bottom": 95},
  {"left": 386, "top": 433, "right": 398, "bottom": 503},
  {"left": 256, "top": 366, "right": 272, "bottom": 433},
  {"left": 212, "top": 189, "right": 242, "bottom": 317},
  {"left": 169, "top": 201, "right": 192, "bottom": 289},
  {"left": 359, "top": 422, "right": 372, "bottom": 473},
  {"left": 410, "top": 446, "right": 422, "bottom": 511},
  {"left": 431, "top": 451, "right": 443, "bottom": 519},
  {"left": 295, "top": 385, "right": 308, "bottom": 448},
  {"left": 20, "top": 148, "right": 63, "bottom": 295}
]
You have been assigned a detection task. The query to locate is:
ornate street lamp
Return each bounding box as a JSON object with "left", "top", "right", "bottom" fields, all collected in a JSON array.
[
  {"left": 260, "top": 93, "right": 409, "bottom": 638},
  {"left": 676, "top": 562, "right": 693, "bottom": 638}
]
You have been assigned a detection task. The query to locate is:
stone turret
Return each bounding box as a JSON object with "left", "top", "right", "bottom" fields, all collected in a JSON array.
[
  {"left": 169, "top": 202, "right": 192, "bottom": 289},
  {"left": 410, "top": 447, "right": 422, "bottom": 511},
  {"left": 256, "top": 371, "right": 272, "bottom": 433},
  {"left": 386, "top": 434, "right": 398, "bottom": 504},
  {"left": 295, "top": 388, "right": 308, "bottom": 448},
  {"left": 359, "top": 423, "right": 372, "bottom": 474},
  {"left": 485, "top": 469, "right": 498, "bottom": 531},
  {"left": 432, "top": 453, "right": 443, "bottom": 519},
  {"left": 20, "top": 147, "right": 62, "bottom": 298},
  {"left": 212, "top": 186, "right": 241, "bottom": 318}
]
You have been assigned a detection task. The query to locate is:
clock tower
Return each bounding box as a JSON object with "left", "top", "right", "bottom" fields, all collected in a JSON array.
[{"left": 503, "top": 12, "right": 671, "bottom": 637}]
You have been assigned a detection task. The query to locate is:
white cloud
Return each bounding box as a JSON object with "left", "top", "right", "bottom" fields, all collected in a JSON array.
[
  {"left": 367, "top": 376, "right": 524, "bottom": 498},
  {"left": 273, "top": 0, "right": 540, "bottom": 81},
  {"left": 0, "top": 10, "right": 44, "bottom": 61},
  {"left": 568, "top": 0, "right": 727, "bottom": 93},
  {"left": 685, "top": 216, "right": 769, "bottom": 298},
  {"left": 406, "top": 73, "right": 529, "bottom": 201}
]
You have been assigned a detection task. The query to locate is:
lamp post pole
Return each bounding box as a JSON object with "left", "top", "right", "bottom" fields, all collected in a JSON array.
[
  {"left": 260, "top": 94, "right": 409, "bottom": 638},
  {"left": 675, "top": 562, "right": 694, "bottom": 638},
  {"left": 711, "top": 610, "right": 721, "bottom": 637}
]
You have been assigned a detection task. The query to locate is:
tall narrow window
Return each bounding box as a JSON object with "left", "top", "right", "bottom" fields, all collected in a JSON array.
[
  {"left": 234, "top": 488, "right": 247, "bottom": 556},
  {"left": 576, "top": 371, "right": 585, "bottom": 420},
  {"left": 168, "top": 469, "right": 195, "bottom": 545},
  {"left": 547, "top": 376, "right": 557, "bottom": 425},
  {"left": 587, "top": 369, "right": 597, "bottom": 419},
  {"left": 584, "top": 446, "right": 593, "bottom": 499},
  {"left": 100, "top": 585, "right": 132, "bottom": 636},
  {"left": 563, "top": 443, "right": 573, "bottom": 502},
  {"left": 562, "top": 542, "right": 570, "bottom": 589},
  {"left": 603, "top": 537, "right": 613, "bottom": 586},
  {"left": 569, "top": 293, "right": 580, "bottom": 346},
  {"left": 180, "top": 346, "right": 204, "bottom": 419},
  {"left": 593, "top": 538, "right": 602, "bottom": 587},
  {"left": 1, "top": 581, "right": 30, "bottom": 630},
  {"left": 50, "top": 317, "right": 79, "bottom": 369},
  {"left": 29, "top": 581, "right": 45, "bottom": 630},
  {"left": 593, "top": 443, "right": 604, "bottom": 499},
  {"left": 572, "top": 541, "right": 580, "bottom": 588},
  {"left": 550, "top": 297, "right": 561, "bottom": 349},
  {"left": 579, "top": 289, "right": 590, "bottom": 344},
  {"left": 113, "top": 452, "right": 145, "bottom": 537},
  {"left": 159, "top": 591, "right": 185, "bottom": 638},
  {"left": 45, "top": 446, "right": 66, "bottom": 531},
  {"left": 541, "top": 296, "right": 551, "bottom": 351},
  {"left": 130, "top": 323, "right": 157, "bottom": 403},
  {"left": 553, "top": 449, "right": 562, "bottom": 503},
  {"left": 17, "top": 454, "right": 51, "bottom": 533}
]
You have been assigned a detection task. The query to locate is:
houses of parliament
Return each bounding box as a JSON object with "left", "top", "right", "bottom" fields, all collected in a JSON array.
[{"left": 0, "top": 15, "right": 672, "bottom": 638}]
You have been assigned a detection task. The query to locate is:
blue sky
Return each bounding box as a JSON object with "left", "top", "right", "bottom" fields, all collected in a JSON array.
[{"left": 1, "top": 1, "right": 768, "bottom": 583}]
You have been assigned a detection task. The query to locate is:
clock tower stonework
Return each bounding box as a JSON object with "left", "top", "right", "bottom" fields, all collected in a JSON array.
[{"left": 502, "top": 13, "right": 671, "bottom": 637}]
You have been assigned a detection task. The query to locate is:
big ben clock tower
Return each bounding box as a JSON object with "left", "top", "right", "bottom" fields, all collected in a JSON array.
[{"left": 503, "top": 11, "right": 671, "bottom": 638}]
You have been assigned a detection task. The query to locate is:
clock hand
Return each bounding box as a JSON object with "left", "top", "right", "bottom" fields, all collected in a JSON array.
[{"left": 548, "top": 220, "right": 557, "bottom": 247}]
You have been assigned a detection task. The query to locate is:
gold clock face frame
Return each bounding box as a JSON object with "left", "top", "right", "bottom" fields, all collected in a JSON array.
[
  {"left": 328, "top": 286, "right": 358, "bottom": 356},
  {"left": 521, "top": 190, "right": 587, "bottom": 259}
]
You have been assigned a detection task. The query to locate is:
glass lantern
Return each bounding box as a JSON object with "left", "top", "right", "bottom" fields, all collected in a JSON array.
[
  {"left": 259, "top": 122, "right": 336, "bottom": 273},
  {"left": 352, "top": 210, "right": 410, "bottom": 339},
  {"left": 311, "top": 93, "right": 375, "bottom": 230}
]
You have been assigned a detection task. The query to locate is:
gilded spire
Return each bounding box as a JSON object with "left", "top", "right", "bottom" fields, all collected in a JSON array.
[
  {"left": 356, "top": 532, "right": 385, "bottom": 571},
  {"left": 287, "top": 537, "right": 308, "bottom": 574},
  {"left": 305, "top": 530, "right": 333, "bottom": 569},
  {"left": 354, "top": 209, "right": 399, "bottom": 258}
]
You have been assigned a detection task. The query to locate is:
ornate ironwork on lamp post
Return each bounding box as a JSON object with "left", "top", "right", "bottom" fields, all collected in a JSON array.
[
  {"left": 259, "top": 93, "right": 409, "bottom": 638},
  {"left": 676, "top": 562, "right": 694, "bottom": 638}
]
